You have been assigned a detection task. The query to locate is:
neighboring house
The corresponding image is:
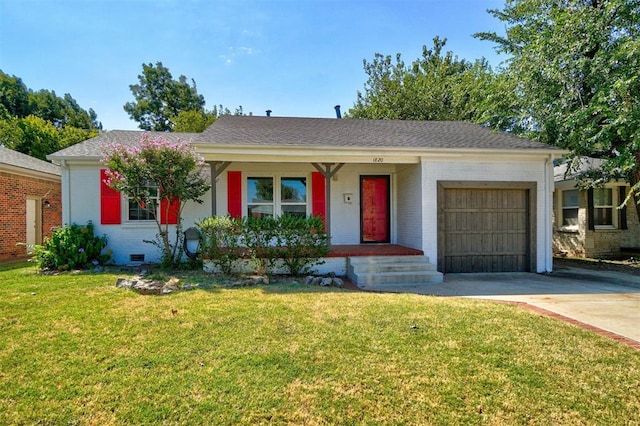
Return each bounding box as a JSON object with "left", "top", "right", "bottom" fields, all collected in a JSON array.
[
  {"left": 553, "top": 157, "right": 640, "bottom": 258},
  {"left": 48, "top": 115, "right": 562, "bottom": 274},
  {"left": 0, "top": 146, "right": 61, "bottom": 262}
]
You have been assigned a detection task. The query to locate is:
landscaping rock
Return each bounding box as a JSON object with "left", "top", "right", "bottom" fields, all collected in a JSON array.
[
  {"left": 305, "top": 273, "right": 346, "bottom": 288},
  {"left": 231, "top": 275, "right": 269, "bottom": 287},
  {"left": 320, "top": 277, "right": 333, "bottom": 286},
  {"left": 116, "top": 276, "right": 181, "bottom": 295}
]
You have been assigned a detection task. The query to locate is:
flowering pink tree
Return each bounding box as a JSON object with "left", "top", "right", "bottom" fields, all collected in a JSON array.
[{"left": 101, "top": 134, "right": 211, "bottom": 266}]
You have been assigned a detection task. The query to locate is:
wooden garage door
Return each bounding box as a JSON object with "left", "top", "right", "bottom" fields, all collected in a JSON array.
[{"left": 439, "top": 186, "right": 532, "bottom": 273}]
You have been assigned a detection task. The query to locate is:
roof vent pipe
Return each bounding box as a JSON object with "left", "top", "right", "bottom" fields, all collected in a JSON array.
[
  {"left": 334, "top": 105, "right": 341, "bottom": 119},
  {"left": 266, "top": 109, "right": 272, "bottom": 117}
]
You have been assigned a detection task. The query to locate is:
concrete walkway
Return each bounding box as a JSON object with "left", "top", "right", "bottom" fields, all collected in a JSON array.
[{"left": 365, "top": 265, "right": 640, "bottom": 346}]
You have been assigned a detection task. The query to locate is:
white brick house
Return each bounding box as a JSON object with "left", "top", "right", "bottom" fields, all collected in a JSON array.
[{"left": 48, "top": 115, "right": 562, "bottom": 274}]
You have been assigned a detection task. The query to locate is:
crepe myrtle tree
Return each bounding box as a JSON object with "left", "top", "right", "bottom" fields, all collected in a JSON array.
[{"left": 101, "top": 134, "right": 211, "bottom": 267}]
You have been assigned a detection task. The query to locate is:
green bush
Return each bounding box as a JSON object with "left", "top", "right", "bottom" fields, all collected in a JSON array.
[
  {"left": 196, "top": 216, "right": 244, "bottom": 275},
  {"left": 243, "top": 216, "right": 279, "bottom": 274},
  {"left": 30, "top": 221, "right": 111, "bottom": 271},
  {"left": 196, "top": 215, "right": 329, "bottom": 276},
  {"left": 274, "top": 215, "right": 329, "bottom": 276}
]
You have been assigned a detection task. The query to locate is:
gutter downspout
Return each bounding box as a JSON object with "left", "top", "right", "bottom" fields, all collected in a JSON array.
[
  {"left": 60, "top": 160, "right": 70, "bottom": 225},
  {"left": 545, "top": 155, "right": 555, "bottom": 272}
]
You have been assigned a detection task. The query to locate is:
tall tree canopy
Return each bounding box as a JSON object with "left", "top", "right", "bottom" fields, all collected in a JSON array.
[
  {"left": 124, "top": 62, "right": 205, "bottom": 131},
  {"left": 0, "top": 70, "right": 101, "bottom": 160},
  {"left": 348, "top": 37, "right": 496, "bottom": 121},
  {"left": 475, "top": 0, "right": 640, "bottom": 209}
]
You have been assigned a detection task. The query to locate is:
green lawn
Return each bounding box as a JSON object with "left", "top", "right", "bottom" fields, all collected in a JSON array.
[{"left": 1, "top": 264, "right": 639, "bottom": 425}]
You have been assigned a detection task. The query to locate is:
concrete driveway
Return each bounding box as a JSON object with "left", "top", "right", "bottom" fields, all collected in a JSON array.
[{"left": 372, "top": 265, "right": 640, "bottom": 345}]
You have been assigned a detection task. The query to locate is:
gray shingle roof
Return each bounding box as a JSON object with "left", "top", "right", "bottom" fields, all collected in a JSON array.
[
  {"left": 0, "top": 146, "right": 60, "bottom": 176},
  {"left": 48, "top": 130, "right": 197, "bottom": 159},
  {"left": 48, "top": 116, "right": 560, "bottom": 159},
  {"left": 196, "top": 116, "right": 559, "bottom": 151},
  {"left": 554, "top": 157, "right": 607, "bottom": 182}
]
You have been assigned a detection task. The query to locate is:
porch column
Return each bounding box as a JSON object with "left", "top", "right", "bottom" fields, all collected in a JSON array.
[
  {"left": 207, "top": 161, "right": 231, "bottom": 216},
  {"left": 312, "top": 162, "right": 344, "bottom": 242}
]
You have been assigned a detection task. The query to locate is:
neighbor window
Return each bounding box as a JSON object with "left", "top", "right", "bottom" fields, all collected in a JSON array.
[
  {"left": 247, "top": 176, "right": 307, "bottom": 218},
  {"left": 593, "top": 188, "right": 613, "bottom": 226},
  {"left": 561, "top": 189, "right": 579, "bottom": 229},
  {"left": 128, "top": 181, "right": 159, "bottom": 221}
]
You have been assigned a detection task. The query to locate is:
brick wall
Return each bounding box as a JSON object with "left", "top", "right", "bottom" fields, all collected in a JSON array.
[
  {"left": 0, "top": 171, "right": 62, "bottom": 261},
  {"left": 553, "top": 186, "right": 640, "bottom": 259}
]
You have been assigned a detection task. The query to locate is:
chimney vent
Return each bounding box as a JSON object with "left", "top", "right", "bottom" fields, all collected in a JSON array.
[
  {"left": 266, "top": 110, "right": 272, "bottom": 117},
  {"left": 334, "top": 105, "right": 342, "bottom": 119}
]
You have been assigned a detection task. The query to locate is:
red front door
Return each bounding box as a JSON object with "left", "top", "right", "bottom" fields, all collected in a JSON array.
[{"left": 361, "top": 176, "right": 390, "bottom": 243}]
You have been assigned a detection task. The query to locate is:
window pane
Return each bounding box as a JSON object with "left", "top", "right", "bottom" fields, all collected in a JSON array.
[
  {"left": 281, "top": 205, "right": 307, "bottom": 218},
  {"left": 562, "top": 208, "right": 578, "bottom": 227},
  {"left": 281, "top": 178, "right": 306, "bottom": 203},
  {"left": 594, "top": 207, "right": 613, "bottom": 226},
  {"left": 248, "top": 204, "right": 273, "bottom": 218},
  {"left": 562, "top": 190, "right": 578, "bottom": 208},
  {"left": 594, "top": 188, "right": 612, "bottom": 206},
  {"left": 129, "top": 200, "right": 155, "bottom": 220},
  {"left": 247, "top": 178, "right": 273, "bottom": 202}
]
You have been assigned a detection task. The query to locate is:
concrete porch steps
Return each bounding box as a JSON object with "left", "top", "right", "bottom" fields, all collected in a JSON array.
[{"left": 347, "top": 255, "right": 444, "bottom": 289}]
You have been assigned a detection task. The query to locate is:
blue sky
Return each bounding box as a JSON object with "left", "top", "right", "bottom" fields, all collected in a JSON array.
[{"left": 0, "top": 0, "right": 508, "bottom": 131}]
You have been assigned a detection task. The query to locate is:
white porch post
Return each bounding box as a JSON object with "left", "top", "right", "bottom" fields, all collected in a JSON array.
[
  {"left": 207, "top": 161, "right": 231, "bottom": 216},
  {"left": 312, "top": 162, "right": 344, "bottom": 242}
]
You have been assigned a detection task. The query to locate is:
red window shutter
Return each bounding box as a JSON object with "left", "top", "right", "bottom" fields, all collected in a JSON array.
[
  {"left": 311, "top": 171, "right": 326, "bottom": 223},
  {"left": 160, "top": 198, "right": 180, "bottom": 224},
  {"left": 227, "top": 171, "right": 242, "bottom": 218},
  {"left": 100, "top": 169, "right": 121, "bottom": 225}
]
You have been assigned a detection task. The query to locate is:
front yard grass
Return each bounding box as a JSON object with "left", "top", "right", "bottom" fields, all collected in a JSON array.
[{"left": 1, "top": 265, "right": 639, "bottom": 425}]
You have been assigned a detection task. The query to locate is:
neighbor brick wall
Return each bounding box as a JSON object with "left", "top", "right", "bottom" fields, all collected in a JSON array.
[
  {"left": 0, "top": 171, "right": 61, "bottom": 261},
  {"left": 553, "top": 186, "right": 640, "bottom": 259}
]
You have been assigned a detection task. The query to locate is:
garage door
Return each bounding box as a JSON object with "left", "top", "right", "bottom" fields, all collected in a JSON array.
[{"left": 438, "top": 184, "right": 534, "bottom": 273}]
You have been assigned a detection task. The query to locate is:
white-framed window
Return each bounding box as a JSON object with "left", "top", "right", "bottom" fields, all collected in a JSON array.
[
  {"left": 593, "top": 187, "right": 614, "bottom": 227},
  {"left": 561, "top": 189, "right": 579, "bottom": 230},
  {"left": 247, "top": 175, "right": 307, "bottom": 218},
  {"left": 127, "top": 181, "right": 159, "bottom": 221},
  {"left": 280, "top": 177, "right": 307, "bottom": 217}
]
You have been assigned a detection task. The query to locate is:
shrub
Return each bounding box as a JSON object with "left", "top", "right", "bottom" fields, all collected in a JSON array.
[
  {"left": 243, "top": 216, "right": 279, "bottom": 275},
  {"left": 30, "top": 221, "right": 111, "bottom": 271},
  {"left": 196, "top": 216, "right": 244, "bottom": 275},
  {"left": 274, "top": 215, "right": 329, "bottom": 276},
  {"left": 196, "top": 215, "right": 329, "bottom": 276}
]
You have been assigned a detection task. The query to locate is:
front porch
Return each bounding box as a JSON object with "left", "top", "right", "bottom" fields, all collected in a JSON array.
[
  {"left": 319, "top": 245, "right": 443, "bottom": 288},
  {"left": 327, "top": 244, "right": 424, "bottom": 257}
]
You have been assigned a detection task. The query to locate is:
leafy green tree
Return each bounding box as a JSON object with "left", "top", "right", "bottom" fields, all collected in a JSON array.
[
  {"left": 475, "top": 0, "right": 640, "bottom": 214},
  {"left": 0, "top": 71, "right": 30, "bottom": 118},
  {"left": 124, "top": 62, "right": 205, "bottom": 131},
  {"left": 348, "top": 37, "right": 496, "bottom": 121},
  {"left": 0, "top": 115, "right": 98, "bottom": 160},
  {"left": 171, "top": 110, "right": 216, "bottom": 133},
  {"left": 101, "top": 135, "right": 211, "bottom": 267},
  {"left": 0, "top": 70, "right": 101, "bottom": 159},
  {"left": 13, "top": 116, "right": 60, "bottom": 160}
]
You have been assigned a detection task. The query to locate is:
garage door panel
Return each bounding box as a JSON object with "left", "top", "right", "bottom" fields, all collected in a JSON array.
[
  {"left": 440, "top": 186, "right": 532, "bottom": 273},
  {"left": 445, "top": 253, "right": 526, "bottom": 273}
]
